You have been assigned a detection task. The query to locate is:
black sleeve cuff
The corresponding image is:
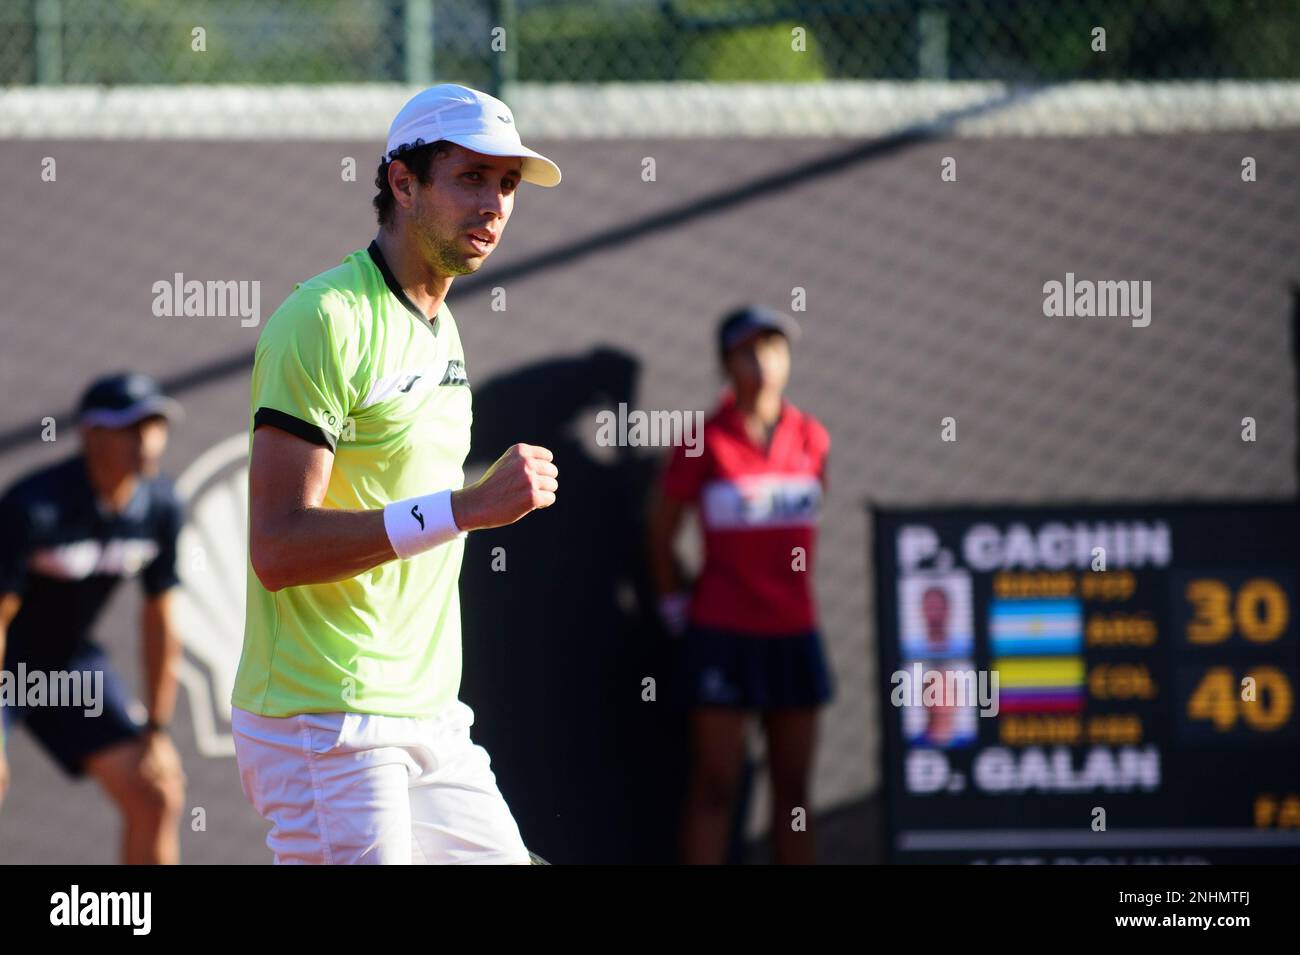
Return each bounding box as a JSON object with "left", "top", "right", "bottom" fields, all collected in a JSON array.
[
  {"left": 254, "top": 407, "right": 337, "bottom": 452},
  {"left": 142, "top": 576, "right": 180, "bottom": 596}
]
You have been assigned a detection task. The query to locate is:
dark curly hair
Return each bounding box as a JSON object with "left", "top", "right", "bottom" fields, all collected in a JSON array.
[{"left": 373, "top": 139, "right": 454, "bottom": 227}]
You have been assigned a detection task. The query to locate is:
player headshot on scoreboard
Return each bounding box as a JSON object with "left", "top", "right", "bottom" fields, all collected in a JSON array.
[
  {"left": 922, "top": 585, "right": 951, "bottom": 652},
  {"left": 0, "top": 371, "right": 187, "bottom": 864},
  {"left": 230, "top": 84, "right": 561, "bottom": 865},
  {"left": 648, "top": 304, "right": 833, "bottom": 865},
  {"left": 899, "top": 572, "right": 974, "bottom": 660}
]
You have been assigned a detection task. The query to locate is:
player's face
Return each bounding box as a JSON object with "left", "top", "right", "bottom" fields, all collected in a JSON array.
[
  {"left": 410, "top": 145, "right": 521, "bottom": 277},
  {"left": 83, "top": 415, "right": 169, "bottom": 479},
  {"left": 724, "top": 331, "right": 790, "bottom": 396},
  {"left": 922, "top": 588, "right": 949, "bottom": 628}
]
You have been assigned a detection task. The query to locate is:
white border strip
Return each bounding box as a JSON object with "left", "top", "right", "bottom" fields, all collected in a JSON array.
[{"left": 1, "top": 81, "right": 1298, "bottom": 140}]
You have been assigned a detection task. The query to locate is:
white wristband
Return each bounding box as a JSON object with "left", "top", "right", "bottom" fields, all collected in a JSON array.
[{"left": 383, "top": 489, "right": 467, "bottom": 559}]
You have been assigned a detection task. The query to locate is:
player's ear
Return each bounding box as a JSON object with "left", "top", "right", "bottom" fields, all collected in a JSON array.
[{"left": 388, "top": 159, "right": 417, "bottom": 209}]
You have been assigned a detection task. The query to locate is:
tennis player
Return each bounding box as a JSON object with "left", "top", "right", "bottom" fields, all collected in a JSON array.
[
  {"left": 648, "top": 306, "right": 832, "bottom": 865},
  {"left": 231, "top": 84, "right": 561, "bottom": 865},
  {"left": 0, "top": 372, "right": 187, "bottom": 864}
]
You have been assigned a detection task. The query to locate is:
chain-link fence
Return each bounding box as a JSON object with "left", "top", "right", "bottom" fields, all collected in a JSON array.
[{"left": 4, "top": 0, "right": 1300, "bottom": 88}]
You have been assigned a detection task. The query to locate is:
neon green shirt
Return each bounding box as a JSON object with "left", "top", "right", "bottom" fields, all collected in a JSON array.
[{"left": 232, "top": 241, "right": 472, "bottom": 718}]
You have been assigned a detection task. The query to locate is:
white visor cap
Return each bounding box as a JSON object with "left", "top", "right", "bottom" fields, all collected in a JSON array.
[{"left": 383, "top": 84, "right": 561, "bottom": 188}]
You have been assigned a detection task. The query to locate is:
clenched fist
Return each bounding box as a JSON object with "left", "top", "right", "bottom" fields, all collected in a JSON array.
[{"left": 451, "top": 443, "right": 558, "bottom": 531}]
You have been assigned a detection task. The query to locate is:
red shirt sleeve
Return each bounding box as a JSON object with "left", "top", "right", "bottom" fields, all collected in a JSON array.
[
  {"left": 808, "top": 416, "right": 831, "bottom": 492},
  {"left": 660, "top": 436, "right": 710, "bottom": 502}
]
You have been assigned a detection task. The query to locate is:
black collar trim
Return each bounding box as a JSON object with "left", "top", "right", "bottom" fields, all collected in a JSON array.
[{"left": 367, "top": 240, "right": 438, "bottom": 335}]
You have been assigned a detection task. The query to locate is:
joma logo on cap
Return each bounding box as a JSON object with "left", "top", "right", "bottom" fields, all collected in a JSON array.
[{"left": 497, "top": 114, "right": 512, "bottom": 125}]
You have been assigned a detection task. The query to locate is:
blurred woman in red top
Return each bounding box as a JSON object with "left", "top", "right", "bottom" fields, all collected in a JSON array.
[{"left": 648, "top": 305, "right": 833, "bottom": 865}]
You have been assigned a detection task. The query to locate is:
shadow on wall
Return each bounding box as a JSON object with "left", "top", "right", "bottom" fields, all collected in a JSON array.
[{"left": 457, "top": 346, "right": 690, "bottom": 864}]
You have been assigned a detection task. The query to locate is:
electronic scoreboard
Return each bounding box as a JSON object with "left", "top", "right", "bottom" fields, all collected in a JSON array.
[{"left": 872, "top": 503, "right": 1300, "bottom": 863}]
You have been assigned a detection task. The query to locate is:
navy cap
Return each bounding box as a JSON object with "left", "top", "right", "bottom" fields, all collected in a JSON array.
[
  {"left": 717, "top": 305, "right": 801, "bottom": 358},
  {"left": 78, "top": 372, "right": 183, "bottom": 429}
]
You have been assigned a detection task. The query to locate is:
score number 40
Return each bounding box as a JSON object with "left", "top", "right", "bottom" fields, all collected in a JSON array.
[{"left": 1184, "top": 578, "right": 1293, "bottom": 733}]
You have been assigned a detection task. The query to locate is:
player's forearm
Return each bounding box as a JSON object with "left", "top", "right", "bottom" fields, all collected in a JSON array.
[
  {"left": 0, "top": 626, "right": 7, "bottom": 749},
  {"left": 253, "top": 484, "right": 492, "bottom": 591},
  {"left": 0, "top": 606, "right": 12, "bottom": 748},
  {"left": 251, "top": 506, "right": 398, "bottom": 591},
  {"left": 141, "top": 606, "right": 181, "bottom": 726},
  {"left": 646, "top": 500, "right": 686, "bottom": 595},
  {"left": 648, "top": 537, "right": 682, "bottom": 596}
]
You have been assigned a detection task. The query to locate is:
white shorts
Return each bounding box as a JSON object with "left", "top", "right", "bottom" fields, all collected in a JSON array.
[{"left": 231, "top": 700, "right": 530, "bottom": 865}]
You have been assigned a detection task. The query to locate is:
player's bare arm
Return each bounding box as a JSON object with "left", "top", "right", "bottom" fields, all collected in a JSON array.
[
  {"left": 140, "top": 589, "right": 182, "bottom": 730},
  {"left": 249, "top": 425, "right": 558, "bottom": 592},
  {"left": 135, "top": 588, "right": 187, "bottom": 793},
  {"left": 647, "top": 490, "right": 694, "bottom": 634},
  {"left": 0, "top": 590, "right": 22, "bottom": 808},
  {"left": 647, "top": 490, "right": 689, "bottom": 597},
  {"left": 0, "top": 590, "right": 19, "bottom": 655}
]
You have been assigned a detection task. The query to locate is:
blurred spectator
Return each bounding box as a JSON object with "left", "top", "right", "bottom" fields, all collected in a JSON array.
[
  {"left": 648, "top": 306, "right": 832, "bottom": 864},
  {"left": 0, "top": 372, "right": 186, "bottom": 863}
]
